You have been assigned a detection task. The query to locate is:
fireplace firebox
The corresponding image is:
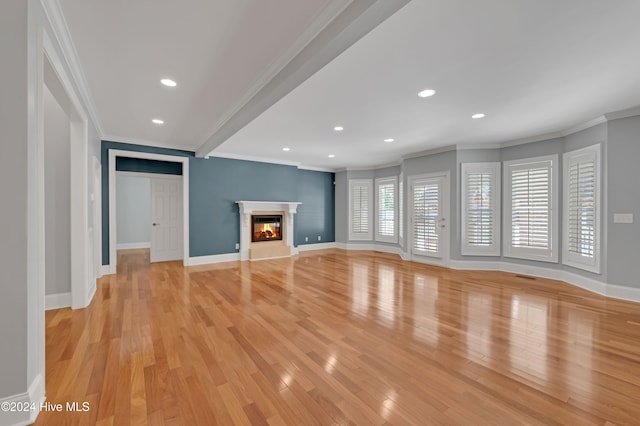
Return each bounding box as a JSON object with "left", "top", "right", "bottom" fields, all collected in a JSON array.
[{"left": 251, "top": 215, "right": 283, "bottom": 242}]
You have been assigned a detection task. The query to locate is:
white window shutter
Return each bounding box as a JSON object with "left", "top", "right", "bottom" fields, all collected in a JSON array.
[
  {"left": 461, "top": 163, "right": 500, "bottom": 256},
  {"left": 563, "top": 145, "right": 600, "bottom": 273},
  {"left": 375, "top": 177, "right": 398, "bottom": 243},
  {"left": 504, "top": 155, "right": 558, "bottom": 263},
  {"left": 349, "top": 179, "right": 373, "bottom": 240},
  {"left": 412, "top": 181, "right": 439, "bottom": 254}
]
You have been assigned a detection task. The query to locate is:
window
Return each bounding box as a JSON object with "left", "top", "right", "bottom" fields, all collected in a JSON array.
[
  {"left": 349, "top": 179, "right": 373, "bottom": 240},
  {"left": 563, "top": 144, "right": 601, "bottom": 273},
  {"left": 399, "top": 176, "right": 404, "bottom": 247},
  {"left": 375, "top": 177, "right": 398, "bottom": 243},
  {"left": 504, "top": 155, "right": 558, "bottom": 262},
  {"left": 411, "top": 178, "right": 442, "bottom": 256},
  {"left": 461, "top": 163, "right": 500, "bottom": 256}
]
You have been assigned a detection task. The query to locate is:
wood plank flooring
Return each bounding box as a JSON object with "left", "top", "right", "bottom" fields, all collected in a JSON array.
[{"left": 36, "top": 248, "right": 640, "bottom": 425}]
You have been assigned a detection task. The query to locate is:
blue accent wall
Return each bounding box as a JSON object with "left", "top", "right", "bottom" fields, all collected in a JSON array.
[
  {"left": 189, "top": 157, "right": 335, "bottom": 257},
  {"left": 102, "top": 141, "right": 335, "bottom": 264},
  {"left": 294, "top": 169, "right": 335, "bottom": 246}
]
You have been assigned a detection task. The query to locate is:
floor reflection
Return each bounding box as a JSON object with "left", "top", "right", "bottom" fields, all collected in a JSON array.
[{"left": 377, "top": 265, "right": 396, "bottom": 325}]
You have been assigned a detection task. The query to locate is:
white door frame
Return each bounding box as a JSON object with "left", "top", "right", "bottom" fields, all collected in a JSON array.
[
  {"left": 408, "top": 171, "right": 451, "bottom": 267},
  {"left": 93, "top": 156, "right": 103, "bottom": 280},
  {"left": 108, "top": 149, "right": 190, "bottom": 274},
  {"left": 40, "top": 34, "right": 93, "bottom": 311}
]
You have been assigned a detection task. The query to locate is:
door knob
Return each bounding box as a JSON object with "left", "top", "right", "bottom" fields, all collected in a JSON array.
[{"left": 152, "top": 223, "right": 159, "bottom": 226}]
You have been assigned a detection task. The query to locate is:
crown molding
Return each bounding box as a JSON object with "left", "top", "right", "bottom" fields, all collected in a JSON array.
[
  {"left": 561, "top": 115, "right": 607, "bottom": 137},
  {"left": 207, "top": 151, "right": 337, "bottom": 172},
  {"left": 498, "top": 131, "right": 564, "bottom": 148},
  {"left": 604, "top": 105, "right": 640, "bottom": 121},
  {"left": 401, "top": 144, "right": 457, "bottom": 160},
  {"left": 297, "top": 165, "right": 337, "bottom": 173},
  {"left": 40, "top": 0, "right": 104, "bottom": 137},
  {"left": 455, "top": 143, "right": 502, "bottom": 150},
  {"left": 101, "top": 135, "right": 196, "bottom": 153}
]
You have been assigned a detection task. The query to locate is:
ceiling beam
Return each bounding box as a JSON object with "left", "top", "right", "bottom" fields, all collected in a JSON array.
[{"left": 195, "top": 0, "right": 411, "bottom": 157}]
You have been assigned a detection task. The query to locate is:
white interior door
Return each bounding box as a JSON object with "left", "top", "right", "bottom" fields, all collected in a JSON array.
[
  {"left": 151, "top": 176, "right": 183, "bottom": 263},
  {"left": 410, "top": 174, "right": 449, "bottom": 264}
]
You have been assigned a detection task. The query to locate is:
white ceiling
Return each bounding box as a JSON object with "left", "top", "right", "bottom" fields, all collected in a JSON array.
[{"left": 60, "top": 0, "right": 640, "bottom": 170}]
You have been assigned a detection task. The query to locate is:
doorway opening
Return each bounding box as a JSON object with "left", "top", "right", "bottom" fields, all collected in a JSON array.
[{"left": 107, "top": 150, "right": 190, "bottom": 274}]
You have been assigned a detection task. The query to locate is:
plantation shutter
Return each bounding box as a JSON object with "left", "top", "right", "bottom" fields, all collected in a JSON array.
[
  {"left": 412, "top": 181, "right": 439, "bottom": 253},
  {"left": 349, "top": 180, "right": 373, "bottom": 240},
  {"left": 563, "top": 145, "right": 600, "bottom": 272},
  {"left": 511, "top": 164, "right": 551, "bottom": 249},
  {"left": 461, "top": 163, "right": 500, "bottom": 255},
  {"left": 567, "top": 159, "right": 595, "bottom": 257},
  {"left": 399, "top": 180, "right": 404, "bottom": 244},
  {"left": 504, "top": 156, "right": 558, "bottom": 262},
  {"left": 377, "top": 180, "right": 395, "bottom": 239}
]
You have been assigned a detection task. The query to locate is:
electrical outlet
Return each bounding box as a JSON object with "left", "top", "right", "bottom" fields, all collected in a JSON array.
[
  {"left": 235, "top": 243, "right": 239, "bottom": 250},
  {"left": 305, "top": 237, "right": 309, "bottom": 242},
  {"left": 317, "top": 236, "right": 321, "bottom": 241},
  {"left": 613, "top": 213, "right": 633, "bottom": 224}
]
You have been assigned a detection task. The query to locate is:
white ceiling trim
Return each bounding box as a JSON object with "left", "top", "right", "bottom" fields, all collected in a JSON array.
[
  {"left": 605, "top": 105, "right": 640, "bottom": 121},
  {"left": 207, "top": 152, "right": 302, "bottom": 168},
  {"left": 196, "top": 0, "right": 355, "bottom": 152},
  {"left": 40, "top": 0, "right": 104, "bottom": 137},
  {"left": 561, "top": 116, "right": 608, "bottom": 137},
  {"left": 498, "top": 131, "right": 565, "bottom": 148},
  {"left": 102, "top": 134, "right": 194, "bottom": 153},
  {"left": 401, "top": 145, "right": 458, "bottom": 161}
]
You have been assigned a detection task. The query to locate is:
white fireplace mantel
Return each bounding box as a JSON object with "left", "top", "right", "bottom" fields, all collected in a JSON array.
[{"left": 236, "top": 201, "right": 301, "bottom": 261}]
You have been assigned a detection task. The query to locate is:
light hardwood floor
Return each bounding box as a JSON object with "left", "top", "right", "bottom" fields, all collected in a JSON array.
[{"left": 36, "top": 248, "right": 640, "bottom": 425}]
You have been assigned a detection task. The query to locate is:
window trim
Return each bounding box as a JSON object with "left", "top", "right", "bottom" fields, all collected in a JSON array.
[
  {"left": 503, "top": 154, "right": 559, "bottom": 263},
  {"left": 562, "top": 144, "right": 601, "bottom": 273},
  {"left": 348, "top": 179, "right": 374, "bottom": 241},
  {"left": 461, "top": 162, "right": 501, "bottom": 256},
  {"left": 399, "top": 174, "right": 404, "bottom": 248},
  {"left": 375, "top": 176, "right": 398, "bottom": 243}
]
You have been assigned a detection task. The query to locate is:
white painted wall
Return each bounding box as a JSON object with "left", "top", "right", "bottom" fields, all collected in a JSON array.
[
  {"left": 116, "top": 174, "right": 151, "bottom": 248},
  {"left": 44, "top": 85, "right": 71, "bottom": 296}
]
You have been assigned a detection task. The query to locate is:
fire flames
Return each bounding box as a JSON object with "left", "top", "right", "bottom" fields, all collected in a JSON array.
[{"left": 255, "top": 223, "right": 279, "bottom": 240}]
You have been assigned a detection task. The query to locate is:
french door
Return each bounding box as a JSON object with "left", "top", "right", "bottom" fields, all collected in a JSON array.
[{"left": 410, "top": 174, "right": 449, "bottom": 263}]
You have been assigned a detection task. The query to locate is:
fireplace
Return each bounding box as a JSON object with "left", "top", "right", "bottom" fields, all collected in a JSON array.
[
  {"left": 236, "top": 201, "right": 301, "bottom": 261},
  {"left": 252, "top": 215, "right": 282, "bottom": 242}
]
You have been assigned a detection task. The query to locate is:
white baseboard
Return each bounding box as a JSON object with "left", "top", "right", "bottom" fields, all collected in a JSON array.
[
  {"left": 335, "top": 242, "right": 405, "bottom": 257},
  {"left": 450, "top": 260, "right": 501, "bottom": 271},
  {"left": 100, "top": 265, "right": 115, "bottom": 276},
  {"left": 606, "top": 283, "right": 640, "bottom": 303},
  {"left": 449, "top": 261, "right": 640, "bottom": 303},
  {"left": 333, "top": 245, "right": 640, "bottom": 304},
  {"left": 0, "top": 374, "right": 45, "bottom": 426},
  {"left": 86, "top": 281, "right": 96, "bottom": 307},
  {"left": 116, "top": 242, "right": 150, "bottom": 250},
  {"left": 187, "top": 253, "right": 240, "bottom": 266},
  {"left": 45, "top": 292, "right": 71, "bottom": 310},
  {"left": 297, "top": 242, "right": 337, "bottom": 252}
]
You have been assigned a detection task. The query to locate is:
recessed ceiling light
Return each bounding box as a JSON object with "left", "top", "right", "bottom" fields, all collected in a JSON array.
[
  {"left": 282, "top": 147, "right": 290, "bottom": 152},
  {"left": 333, "top": 126, "right": 344, "bottom": 132},
  {"left": 152, "top": 118, "right": 164, "bottom": 124},
  {"left": 328, "top": 154, "right": 336, "bottom": 158},
  {"left": 384, "top": 138, "right": 395, "bottom": 143},
  {"left": 418, "top": 89, "right": 436, "bottom": 98},
  {"left": 160, "top": 78, "right": 177, "bottom": 87},
  {"left": 472, "top": 113, "right": 486, "bottom": 119}
]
